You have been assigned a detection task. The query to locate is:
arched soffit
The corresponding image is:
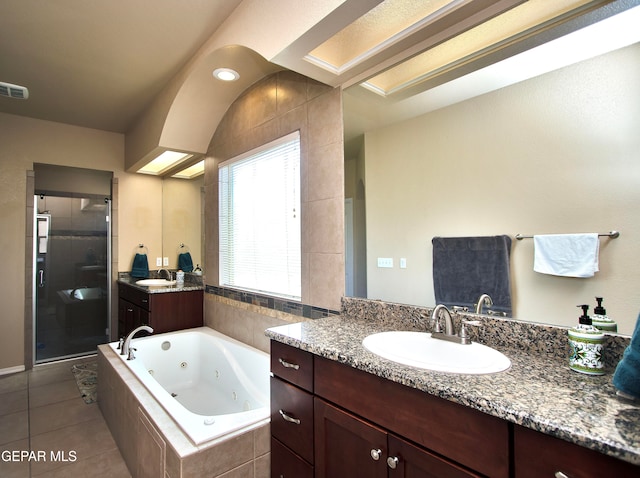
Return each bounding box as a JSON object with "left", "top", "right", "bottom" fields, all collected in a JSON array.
[{"left": 160, "top": 45, "right": 281, "bottom": 154}]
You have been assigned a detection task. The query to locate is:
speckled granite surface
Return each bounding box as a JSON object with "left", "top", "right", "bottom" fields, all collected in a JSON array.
[
  {"left": 117, "top": 272, "right": 204, "bottom": 294},
  {"left": 265, "top": 297, "right": 640, "bottom": 466}
]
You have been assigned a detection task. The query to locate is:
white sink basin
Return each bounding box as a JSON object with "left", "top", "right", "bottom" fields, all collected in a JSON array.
[
  {"left": 135, "top": 279, "right": 177, "bottom": 286},
  {"left": 362, "top": 331, "right": 511, "bottom": 374}
]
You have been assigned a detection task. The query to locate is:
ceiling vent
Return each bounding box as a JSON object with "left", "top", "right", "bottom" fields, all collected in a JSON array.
[{"left": 0, "top": 81, "right": 29, "bottom": 100}]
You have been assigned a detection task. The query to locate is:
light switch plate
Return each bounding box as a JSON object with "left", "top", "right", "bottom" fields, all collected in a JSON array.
[{"left": 377, "top": 257, "right": 393, "bottom": 268}]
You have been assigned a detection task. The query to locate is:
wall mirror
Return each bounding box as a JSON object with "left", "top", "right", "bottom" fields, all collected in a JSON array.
[
  {"left": 343, "top": 7, "right": 640, "bottom": 334},
  {"left": 161, "top": 176, "right": 204, "bottom": 273}
]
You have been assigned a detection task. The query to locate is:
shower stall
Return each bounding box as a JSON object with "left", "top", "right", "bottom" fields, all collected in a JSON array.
[{"left": 33, "top": 164, "right": 112, "bottom": 363}]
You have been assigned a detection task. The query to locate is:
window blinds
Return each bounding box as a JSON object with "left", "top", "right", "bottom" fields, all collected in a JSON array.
[{"left": 219, "top": 131, "right": 301, "bottom": 300}]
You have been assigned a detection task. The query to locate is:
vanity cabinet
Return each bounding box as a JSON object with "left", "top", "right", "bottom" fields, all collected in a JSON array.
[
  {"left": 117, "top": 283, "right": 203, "bottom": 337},
  {"left": 314, "top": 354, "right": 507, "bottom": 477},
  {"left": 270, "top": 340, "right": 507, "bottom": 478},
  {"left": 514, "top": 425, "right": 639, "bottom": 478}
]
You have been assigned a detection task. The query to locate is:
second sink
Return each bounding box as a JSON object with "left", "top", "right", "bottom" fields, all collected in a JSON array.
[
  {"left": 362, "top": 331, "right": 511, "bottom": 374},
  {"left": 135, "top": 279, "right": 177, "bottom": 286}
]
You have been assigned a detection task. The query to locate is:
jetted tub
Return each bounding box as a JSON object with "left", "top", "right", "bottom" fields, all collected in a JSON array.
[{"left": 108, "top": 327, "right": 269, "bottom": 445}]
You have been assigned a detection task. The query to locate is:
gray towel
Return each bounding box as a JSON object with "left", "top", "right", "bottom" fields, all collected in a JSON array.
[{"left": 432, "top": 235, "right": 512, "bottom": 316}]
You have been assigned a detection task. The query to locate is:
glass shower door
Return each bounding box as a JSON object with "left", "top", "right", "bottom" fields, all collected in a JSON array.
[{"left": 34, "top": 194, "right": 110, "bottom": 363}]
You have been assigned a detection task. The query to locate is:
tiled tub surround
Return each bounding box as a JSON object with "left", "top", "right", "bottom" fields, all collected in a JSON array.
[
  {"left": 97, "top": 343, "right": 270, "bottom": 478},
  {"left": 266, "top": 296, "right": 640, "bottom": 466}
]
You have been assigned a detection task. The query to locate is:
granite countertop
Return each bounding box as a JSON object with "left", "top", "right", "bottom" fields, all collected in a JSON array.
[
  {"left": 265, "top": 313, "right": 640, "bottom": 466},
  {"left": 117, "top": 274, "right": 204, "bottom": 294}
]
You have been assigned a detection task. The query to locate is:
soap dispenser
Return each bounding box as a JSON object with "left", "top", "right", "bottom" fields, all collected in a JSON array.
[
  {"left": 568, "top": 305, "right": 605, "bottom": 375},
  {"left": 591, "top": 297, "right": 617, "bottom": 332}
]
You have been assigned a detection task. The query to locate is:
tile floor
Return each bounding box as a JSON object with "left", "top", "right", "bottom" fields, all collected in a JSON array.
[{"left": 0, "top": 356, "right": 131, "bottom": 478}]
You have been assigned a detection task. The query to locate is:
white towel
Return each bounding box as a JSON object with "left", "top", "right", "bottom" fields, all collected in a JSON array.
[{"left": 533, "top": 233, "right": 599, "bottom": 278}]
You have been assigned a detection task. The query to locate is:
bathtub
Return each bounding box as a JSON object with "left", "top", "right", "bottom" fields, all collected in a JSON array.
[{"left": 108, "top": 327, "right": 269, "bottom": 446}]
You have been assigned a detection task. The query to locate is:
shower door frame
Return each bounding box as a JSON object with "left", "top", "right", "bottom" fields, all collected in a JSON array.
[{"left": 31, "top": 195, "right": 112, "bottom": 364}]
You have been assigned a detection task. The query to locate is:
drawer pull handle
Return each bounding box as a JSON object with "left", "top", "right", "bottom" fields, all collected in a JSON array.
[
  {"left": 278, "top": 358, "right": 300, "bottom": 370},
  {"left": 370, "top": 448, "right": 382, "bottom": 461},
  {"left": 387, "top": 456, "right": 399, "bottom": 469},
  {"left": 555, "top": 473, "right": 570, "bottom": 478},
  {"left": 279, "top": 409, "right": 301, "bottom": 425}
]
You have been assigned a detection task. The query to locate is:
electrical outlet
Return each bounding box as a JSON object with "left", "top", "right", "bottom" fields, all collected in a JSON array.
[
  {"left": 400, "top": 258, "right": 407, "bottom": 269},
  {"left": 163, "top": 257, "right": 169, "bottom": 266},
  {"left": 377, "top": 257, "right": 393, "bottom": 268},
  {"left": 156, "top": 257, "right": 162, "bottom": 267}
]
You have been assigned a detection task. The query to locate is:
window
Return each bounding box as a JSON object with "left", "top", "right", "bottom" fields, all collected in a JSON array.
[{"left": 219, "top": 131, "right": 301, "bottom": 299}]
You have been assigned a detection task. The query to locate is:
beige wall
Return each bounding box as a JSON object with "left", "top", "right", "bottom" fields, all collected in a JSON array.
[
  {"left": 365, "top": 44, "right": 640, "bottom": 334},
  {"left": 204, "top": 71, "right": 344, "bottom": 345},
  {"left": 0, "top": 112, "right": 165, "bottom": 371}
]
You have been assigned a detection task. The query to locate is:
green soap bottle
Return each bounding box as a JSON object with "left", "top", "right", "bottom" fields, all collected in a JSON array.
[
  {"left": 568, "top": 304, "right": 605, "bottom": 375},
  {"left": 591, "top": 297, "right": 617, "bottom": 332}
]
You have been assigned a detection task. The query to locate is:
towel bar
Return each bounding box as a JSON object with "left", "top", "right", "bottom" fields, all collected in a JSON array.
[{"left": 515, "top": 231, "right": 619, "bottom": 240}]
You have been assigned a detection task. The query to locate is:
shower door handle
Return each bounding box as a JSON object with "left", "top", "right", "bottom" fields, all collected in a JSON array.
[{"left": 38, "top": 270, "right": 45, "bottom": 287}]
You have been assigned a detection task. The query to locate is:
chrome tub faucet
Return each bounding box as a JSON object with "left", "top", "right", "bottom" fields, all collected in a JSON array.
[{"left": 122, "top": 325, "right": 154, "bottom": 360}]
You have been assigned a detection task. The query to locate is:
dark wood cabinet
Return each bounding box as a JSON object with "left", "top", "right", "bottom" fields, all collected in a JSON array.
[
  {"left": 271, "top": 340, "right": 498, "bottom": 478},
  {"left": 514, "top": 425, "right": 640, "bottom": 478},
  {"left": 117, "top": 283, "right": 202, "bottom": 338},
  {"left": 314, "top": 354, "right": 509, "bottom": 477},
  {"left": 270, "top": 340, "right": 640, "bottom": 478}
]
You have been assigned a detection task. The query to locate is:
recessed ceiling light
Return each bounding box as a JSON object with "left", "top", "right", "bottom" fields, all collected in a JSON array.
[
  {"left": 172, "top": 160, "right": 205, "bottom": 179},
  {"left": 213, "top": 68, "right": 240, "bottom": 81},
  {"left": 138, "top": 150, "right": 193, "bottom": 175}
]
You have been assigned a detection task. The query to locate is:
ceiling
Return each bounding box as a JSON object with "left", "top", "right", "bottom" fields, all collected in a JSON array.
[
  {"left": 1, "top": 0, "right": 638, "bottom": 150},
  {"left": 0, "top": 0, "right": 243, "bottom": 133}
]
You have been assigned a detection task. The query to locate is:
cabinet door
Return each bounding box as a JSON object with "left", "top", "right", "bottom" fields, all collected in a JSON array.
[
  {"left": 148, "top": 290, "right": 203, "bottom": 333},
  {"left": 315, "top": 398, "right": 387, "bottom": 478},
  {"left": 118, "top": 298, "right": 137, "bottom": 337},
  {"left": 387, "top": 434, "right": 481, "bottom": 478},
  {"left": 514, "top": 425, "right": 640, "bottom": 478}
]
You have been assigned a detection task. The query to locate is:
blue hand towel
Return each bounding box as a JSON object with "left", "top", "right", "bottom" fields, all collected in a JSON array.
[
  {"left": 432, "top": 235, "right": 512, "bottom": 316},
  {"left": 178, "top": 252, "right": 194, "bottom": 272},
  {"left": 131, "top": 253, "right": 149, "bottom": 278},
  {"left": 613, "top": 314, "right": 640, "bottom": 399}
]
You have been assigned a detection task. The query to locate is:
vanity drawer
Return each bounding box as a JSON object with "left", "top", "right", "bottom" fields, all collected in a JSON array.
[
  {"left": 118, "top": 283, "right": 151, "bottom": 310},
  {"left": 270, "top": 376, "right": 314, "bottom": 464},
  {"left": 271, "top": 437, "right": 313, "bottom": 478},
  {"left": 514, "top": 425, "right": 640, "bottom": 477},
  {"left": 271, "top": 341, "right": 313, "bottom": 392}
]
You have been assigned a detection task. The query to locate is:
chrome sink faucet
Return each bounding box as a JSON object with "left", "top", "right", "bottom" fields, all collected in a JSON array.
[
  {"left": 475, "top": 294, "right": 493, "bottom": 314},
  {"left": 122, "top": 325, "right": 154, "bottom": 359},
  {"left": 430, "top": 304, "right": 480, "bottom": 345},
  {"left": 431, "top": 304, "right": 455, "bottom": 335},
  {"left": 158, "top": 268, "right": 173, "bottom": 280}
]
